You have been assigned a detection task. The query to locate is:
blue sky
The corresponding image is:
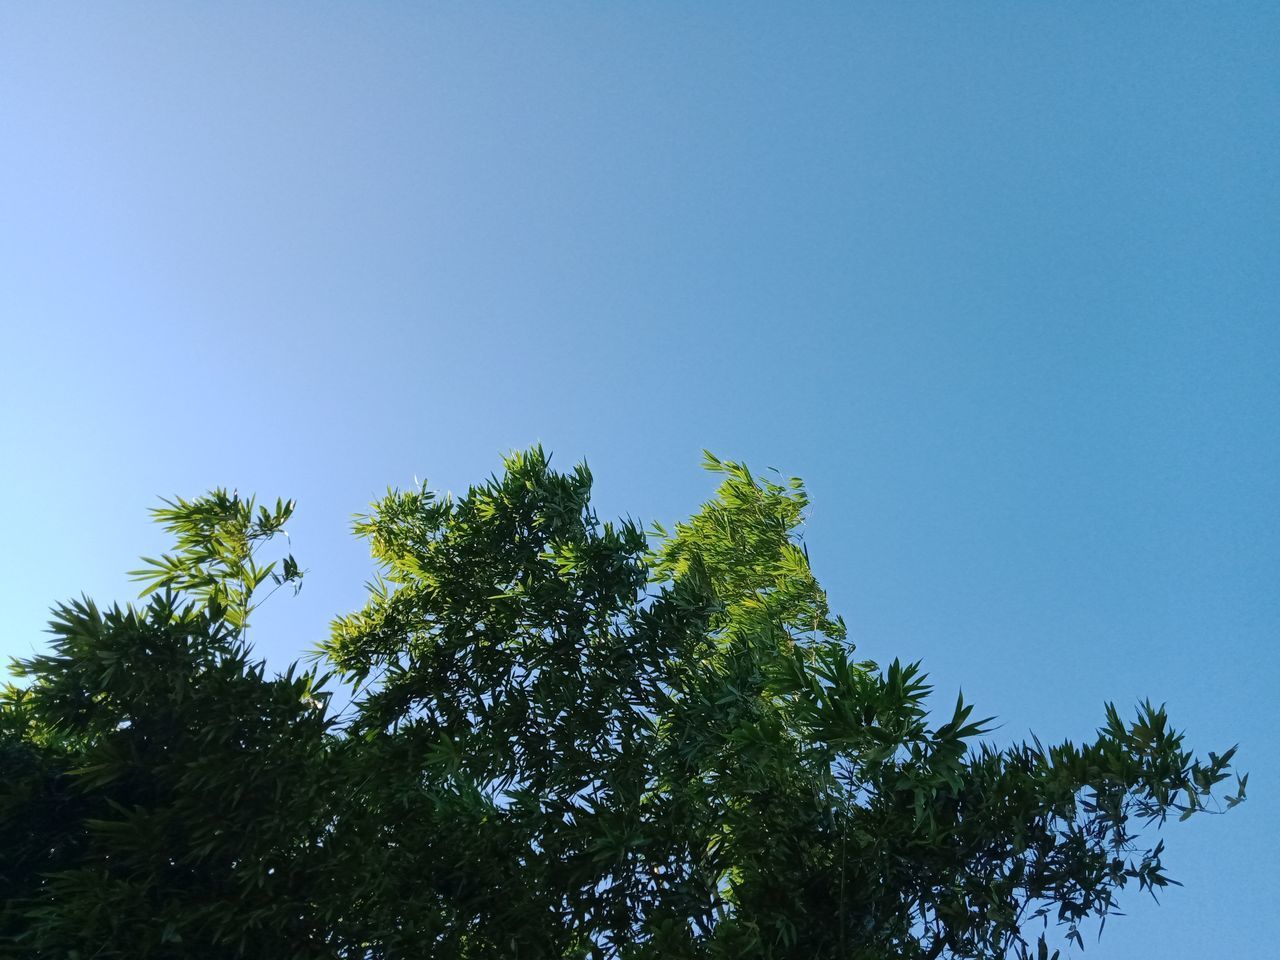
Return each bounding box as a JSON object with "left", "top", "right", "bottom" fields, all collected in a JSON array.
[{"left": 1, "top": 3, "right": 1275, "bottom": 954}]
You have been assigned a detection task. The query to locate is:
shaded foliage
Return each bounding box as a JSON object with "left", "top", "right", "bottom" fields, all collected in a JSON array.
[{"left": 1, "top": 451, "right": 1244, "bottom": 958}]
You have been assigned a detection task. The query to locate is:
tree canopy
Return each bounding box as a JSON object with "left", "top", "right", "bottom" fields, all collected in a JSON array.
[{"left": 1, "top": 449, "right": 1245, "bottom": 959}]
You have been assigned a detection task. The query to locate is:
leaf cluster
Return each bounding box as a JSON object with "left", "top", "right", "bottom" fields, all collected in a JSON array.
[{"left": 0, "top": 450, "right": 1245, "bottom": 959}]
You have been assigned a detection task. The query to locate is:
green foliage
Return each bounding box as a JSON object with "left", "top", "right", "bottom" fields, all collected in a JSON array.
[
  {"left": 128, "top": 490, "right": 302, "bottom": 632},
  {"left": 1, "top": 449, "right": 1245, "bottom": 959}
]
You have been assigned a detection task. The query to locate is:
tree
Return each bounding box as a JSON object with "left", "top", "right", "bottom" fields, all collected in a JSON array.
[
  {"left": 1, "top": 449, "right": 1245, "bottom": 959},
  {"left": 1, "top": 493, "right": 331, "bottom": 957}
]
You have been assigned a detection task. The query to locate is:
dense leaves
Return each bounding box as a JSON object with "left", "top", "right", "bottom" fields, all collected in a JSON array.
[{"left": 1, "top": 450, "right": 1244, "bottom": 958}]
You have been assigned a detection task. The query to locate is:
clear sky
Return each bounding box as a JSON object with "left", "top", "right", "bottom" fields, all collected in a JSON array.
[{"left": 1, "top": 3, "right": 1275, "bottom": 955}]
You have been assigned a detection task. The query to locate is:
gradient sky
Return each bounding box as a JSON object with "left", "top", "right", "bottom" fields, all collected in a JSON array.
[{"left": 2, "top": 3, "right": 1276, "bottom": 955}]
